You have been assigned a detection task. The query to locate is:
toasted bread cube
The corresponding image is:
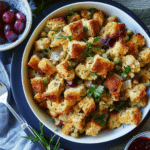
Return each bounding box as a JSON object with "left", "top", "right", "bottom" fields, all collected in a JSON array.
[
  {"left": 140, "top": 65, "right": 150, "bottom": 83},
  {"left": 63, "top": 20, "right": 84, "bottom": 40},
  {"left": 67, "top": 13, "right": 81, "bottom": 23},
  {"left": 39, "top": 100, "right": 47, "bottom": 109},
  {"left": 100, "top": 22, "right": 126, "bottom": 39},
  {"left": 88, "top": 37, "right": 104, "bottom": 47},
  {"left": 130, "top": 33, "right": 146, "bottom": 48},
  {"left": 82, "top": 19, "right": 100, "bottom": 37},
  {"left": 47, "top": 31, "right": 56, "bottom": 41},
  {"left": 46, "top": 99, "right": 72, "bottom": 115},
  {"left": 31, "top": 77, "right": 45, "bottom": 93},
  {"left": 67, "top": 40, "right": 87, "bottom": 58},
  {"left": 106, "top": 39, "right": 129, "bottom": 58},
  {"left": 93, "top": 10, "right": 104, "bottom": 26},
  {"left": 80, "top": 10, "right": 91, "bottom": 19},
  {"left": 56, "top": 59, "right": 75, "bottom": 81},
  {"left": 64, "top": 84, "right": 86, "bottom": 102},
  {"left": 117, "top": 107, "right": 142, "bottom": 126},
  {"left": 104, "top": 76, "right": 122, "bottom": 101},
  {"left": 43, "top": 78, "right": 64, "bottom": 102},
  {"left": 105, "top": 15, "right": 119, "bottom": 24},
  {"left": 107, "top": 112, "right": 121, "bottom": 130},
  {"left": 34, "top": 93, "right": 45, "bottom": 103},
  {"left": 62, "top": 123, "right": 75, "bottom": 135},
  {"left": 138, "top": 48, "right": 150, "bottom": 67},
  {"left": 69, "top": 112, "right": 86, "bottom": 130},
  {"left": 85, "top": 120, "right": 103, "bottom": 136},
  {"left": 79, "top": 97, "right": 96, "bottom": 116},
  {"left": 48, "top": 109, "right": 59, "bottom": 118},
  {"left": 128, "top": 84, "right": 146, "bottom": 102},
  {"left": 75, "top": 63, "right": 97, "bottom": 80},
  {"left": 28, "top": 55, "right": 40, "bottom": 70},
  {"left": 130, "top": 95, "right": 147, "bottom": 108},
  {"left": 90, "top": 54, "right": 114, "bottom": 78},
  {"left": 38, "top": 58, "right": 56, "bottom": 77},
  {"left": 35, "top": 38, "right": 50, "bottom": 51},
  {"left": 122, "top": 55, "right": 140, "bottom": 73},
  {"left": 46, "top": 18, "right": 66, "bottom": 31},
  {"left": 61, "top": 39, "right": 69, "bottom": 51}
]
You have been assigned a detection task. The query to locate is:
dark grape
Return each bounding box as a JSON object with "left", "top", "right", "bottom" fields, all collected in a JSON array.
[
  {"left": 3, "top": 11, "right": 15, "bottom": 23},
  {"left": 16, "top": 12, "right": 26, "bottom": 22},
  {"left": 0, "top": 33, "right": 7, "bottom": 44},
  {"left": 4, "top": 24, "right": 14, "bottom": 33},
  {"left": 5, "top": 30, "right": 18, "bottom": 42},
  {"left": 0, "top": 1, "right": 9, "bottom": 14},
  {"left": 14, "top": 20, "right": 25, "bottom": 34}
]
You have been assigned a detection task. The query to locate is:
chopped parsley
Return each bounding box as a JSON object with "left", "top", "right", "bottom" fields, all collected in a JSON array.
[
  {"left": 67, "top": 65, "right": 74, "bottom": 71},
  {"left": 93, "top": 37, "right": 101, "bottom": 43},
  {"left": 89, "top": 71, "right": 99, "bottom": 77},
  {"left": 94, "top": 114, "right": 106, "bottom": 125},
  {"left": 122, "top": 66, "right": 131, "bottom": 75},
  {"left": 87, "top": 84, "right": 104, "bottom": 102},
  {"left": 57, "top": 35, "right": 73, "bottom": 42},
  {"left": 69, "top": 7, "right": 76, "bottom": 14},
  {"left": 82, "top": 42, "right": 94, "bottom": 57},
  {"left": 42, "top": 44, "right": 52, "bottom": 54},
  {"left": 83, "top": 27, "right": 88, "bottom": 32},
  {"left": 107, "top": 53, "right": 111, "bottom": 60},
  {"left": 43, "top": 79, "right": 46, "bottom": 85}
]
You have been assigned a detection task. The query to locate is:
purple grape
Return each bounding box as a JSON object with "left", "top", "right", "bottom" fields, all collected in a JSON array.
[
  {"left": 3, "top": 11, "right": 15, "bottom": 23},
  {"left": 14, "top": 20, "right": 25, "bottom": 34},
  {"left": 5, "top": 30, "right": 18, "bottom": 42},
  {"left": 16, "top": 12, "right": 26, "bottom": 22}
]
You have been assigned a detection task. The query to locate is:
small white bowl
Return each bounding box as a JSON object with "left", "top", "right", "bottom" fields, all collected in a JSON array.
[
  {"left": 124, "top": 131, "right": 150, "bottom": 150},
  {"left": 22, "top": 1, "right": 150, "bottom": 144},
  {"left": 0, "top": 0, "right": 32, "bottom": 51}
]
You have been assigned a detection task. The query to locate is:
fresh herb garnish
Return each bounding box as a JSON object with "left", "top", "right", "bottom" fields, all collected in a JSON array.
[
  {"left": 94, "top": 114, "right": 106, "bottom": 125},
  {"left": 83, "top": 27, "right": 88, "bottom": 32},
  {"left": 69, "top": 7, "right": 76, "bottom": 14},
  {"left": 57, "top": 35, "right": 73, "bottom": 42},
  {"left": 67, "top": 65, "right": 74, "bottom": 71},
  {"left": 90, "top": 71, "right": 99, "bottom": 77},
  {"left": 107, "top": 53, "right": 111, "bottom": 60},
  {"left": 87, "top": 84, "right": 104, "bottom": 102},
  {"left": 22, "top": 122, "right": 61, "bottom": 150},
  {"left": 115, "top": 102, "right": 126, "bottom": 112},
  {"left": 123, "top": 66, "right": 131, "bottom": 75},
  {"left": 93, "top": 37, "right": 101, "bottom": 43},
  {"left": 42, "top": 44, "right": 52, "bottom": 54},
  {"left": 90, "top": 8, "right": 96, "bottom": 11},
  {"left": 43, "top": 79, "right": 46, "bottom": 85},
  {"left": 82, "top": 42, "right": 94, "bottom": 57}
]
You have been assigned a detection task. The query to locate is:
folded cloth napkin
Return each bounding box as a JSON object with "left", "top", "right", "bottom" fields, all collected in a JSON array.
[{"left": 0, "top": 51, "right": 40, "bottom": 150}]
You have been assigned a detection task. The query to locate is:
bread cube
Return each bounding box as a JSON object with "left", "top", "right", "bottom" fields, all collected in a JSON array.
[
  {"left": 117, "top": 107, "right": 142, "bottom": 126},
  {"left": 81, "top": 10, "right": 92, "bottom": 19},
  {"left": 93, "top": 10, "right": 104, "bottom": 26},
  {"left": 130, "top": 33, "right": 146, "bottom": 48},
  {"left": 78, "top": 97, "right": 96, "bottom": 116},
  {"left": 56, "top": 59, "right": 75, "bottom": 81},
  {"left": 67, "top": 13, "right": 81, "bottom": 23},
  {"left": 138, "top": 48, "right": 150, "bottom": 67},
  {"left": 126, "top": 41, "right": 138, "bottom": 57},
  {"left": 43, "top": 78, "right": 64, "bottom": 102},
  {"left": 122, "top": 55, "right": 140, "bottom": 73},
  {"left": 82, "top": 19, "right": 100, "bottom": 37},
  {"left": 88, "top": 37, "right": 104, "bottom": 47},
  {"left": 47, "top": 30, "right": 56, "bottom": 41},
  {"left": 69, "top": 112, "right": 86, "bottom": 130},
  {"left": 46, "top": 18, "right": 66, "bottom": 31},
  {"left": 90, "top": 54, "right": 114, "bottom": 78},
  {"left": 35, "top": 38, "right": 50, "bottom": 51},
  {"left": 62, "top": 123, "right": 75, "bottom": 135},
  {"left": 140, "top": 65, "right": 150, "bottom": 83},
  {"left": 67, "top": 40, "right": 87, "bottom": 58},
  {"left": 63, "top": 20, "right": 85, "bottom": 40},
  {"left": 105, "top": 15, "right": 119, "bottom": 24},
  {"left": 31, "top": 77, "right": 45, "bottom": 93},
  {"left": 38, "top": 58, "right": 56, "bottom": 77},
  {"left": 107, "top": 112, "right": 121, "bottom": 130},
  {"left": 34, "top": 93, "right": 45, "bottom": 103},
  {"left": 128, "top": 84, "right": 146, "bottom": 102},
  {"left": 104, "top": 76, "right": 122, "bottom": 101},
  {"left": 106, "top": 39, "right": 129, "bottom": 58},
  {"left": 64, "top": 84, "right": 87, "bottom": 102},
  {"left": 28, "top": 55, "right": 40, "bottom": 70}
]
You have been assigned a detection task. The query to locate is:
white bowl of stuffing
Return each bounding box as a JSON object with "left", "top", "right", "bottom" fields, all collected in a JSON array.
[{"left": 22, "top": 1, "right": 150, "bottom": 144}]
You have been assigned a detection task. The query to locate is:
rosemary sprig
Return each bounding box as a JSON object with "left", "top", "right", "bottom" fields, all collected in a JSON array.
[{"left": 22, "top": 122, "right": 61, "bottom": 150}]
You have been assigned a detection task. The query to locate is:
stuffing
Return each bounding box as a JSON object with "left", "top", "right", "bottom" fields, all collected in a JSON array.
[
  {"left": 138, "top": 47, "right": 150, "bottom": 67},
  {"left": 128, "top": 84, "right": 146, "bottom": 102},
  {"left": 38, "top": 58, "right": 56, "bottom": 77},
  {"left": 87, "top": 37, "right": 104, "bottom": 47},
  {"left": 67, "top": 40, "right": 87, "bottom": 58},
  {"left": 43, "top": 78, "right": 64, "bottom": 102},
  {"left": 28, "top": 55, "right": 40, "bottom": 71},
  {"left": 62, "top": 123, "right": 75, "bottom": 135},
  {"left": 35, "top": 38, "right": 50, "bottom": 51},
  {"left": 82, "top": 19, "right": 100, "bottom": 37},
  {"left": 93, "top": 10, "right": 104, "bottom": 26},
  {"left": 90, "top": 54, "right": 114, "bottom": 78},
  {"left": 106, "top": 39, "right": 129, "bottom": 58},
  {"left": 63, "top": 20, "right": 85, "bottom": 40},
  {"left": 104, "top": 76, "right": 122, "bottom": 101},
  {"left": 130, "top": 33, "right": 146, "bottom": 48},
  {"left": 140, "top": 65, "right": 150, "bottom": 83},
  {"left": 38, "top": 100, "right": 47, "bottom": 109},
  {"left": 80, "top": 10, "right": 92, "bottom": 19},
  {"left": 56, "top": 58, "right": 75, "bottom": 81},
  {"left": 67, "top": 13, "right": 81, "bottom": 23},
  {"left": 47, "top": 30, "right": 56, "bottom": 41},
  {"left": 28, "top": 69, "right": 36, "bottom": 78},
  {"left": 31, "top": 77, "right": 45, "bottom": 93},
  {"left": 85, "top": 120, "right": 103, "bottom": 136},
  {"left": 64, "top": 84, "right": 87, "bottom": 102},
  {"left": 46, "top": 17, "right": 66, "bottom": 31},
  {"left": 34, "top": 93, "right": 45, "bottom": 103},
  {"left": 78, "top": 97, "right": 96, "bottom": 116},
  {"left": 105, "top": 15, "right": 119, "bottom": 24},
  {"left": 122, "top": 55, "right": 140, "bottom": 73},
  {"left": 117, "top": 107, "right": 142, "bottom": 126},
  {"left": 107, "top": 112, "right": 121, "bottom": 130}
]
